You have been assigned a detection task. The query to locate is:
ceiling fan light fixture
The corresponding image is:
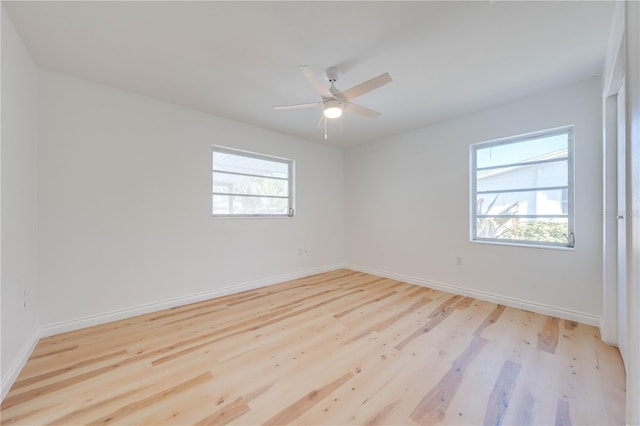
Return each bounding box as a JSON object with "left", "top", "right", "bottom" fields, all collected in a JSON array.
[{"left": 323, "top": 99, "right": 343, "bottom": 119}]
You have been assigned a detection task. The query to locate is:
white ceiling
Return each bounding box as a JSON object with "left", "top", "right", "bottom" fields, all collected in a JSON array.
[{"left": 5, "top": 1, "right": 614, "bottom": 148}]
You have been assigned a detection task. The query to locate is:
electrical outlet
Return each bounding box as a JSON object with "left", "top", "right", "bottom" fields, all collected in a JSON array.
[{"left": 456, "top": 257, "right": 463, "bottom": 266}]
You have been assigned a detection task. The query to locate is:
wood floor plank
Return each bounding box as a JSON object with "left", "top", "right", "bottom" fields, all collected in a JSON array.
[
  {"left": 510, "top": 388, "right": 535, "bottom": 426},
  {"left": 0, "top": 269, "right": 625, "bottom": 425},
  {"left": 483, "top": 360, "right": 522, "bottom": 426},
  {"left": 193, "top": 397, "right": 250, "bottom": 425},
  {"left": 293, "top": 342, "right": 411, "bottom": 425},
  {"left": 2, "top": 353, "right": 134, "bottom": 410},
  {"left": 394, "top": 295, "right": 465, "bottom": 351},
  {"left": 45, "top": 382, "right": 157, "bottom": 425},
  {"left": 333, "top": 290, "right": 397, "bottom": 319},
  {"left": 263, "top": 372, "right": 353, "bottom": 425},
  {"left": 474, "top": 304, "right": 506, "bottom": 337},
  {"left": 371, "top": 296, "right": 433, "bottom": 332},
  {"left": 10, "top": 349, "right": 128, "bottom": 391},
  {"left": 28, "top": 345, "right": 79, "bottom": 361},
  {"left": 538, "top": 316, "right": 560, "bottom": 354},
  {"left": 409, "top": 336, "right": 489, "bottom": 424},
  {"left": 555, "top": 397, "right": 572, "bottom": 426},
  {"left": 346, "top": 340, "right": 459, "bottom": 425},
  {"left": 86, "top": 372, "right": 213, "bottom": 425},
  {"left": 238, "top": 324, "right": 387, "bottom": 423}
]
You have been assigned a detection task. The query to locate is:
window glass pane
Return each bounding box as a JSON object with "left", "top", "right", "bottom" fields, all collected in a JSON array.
[
  {"left": 476, "top": 133, "right": 568, "bottom": 169},
  {"left": 477, "top": 189, "right": 568, "bottom": 216},
  {"left": 476, "top": 217, "right": 568, "bottom": 244},
  {"left": 213, "top": 171, "right": 288, "bottom": 197},
  {"left": 212, "top": 147, "right": 293, "bottom": 217},
  {"left": 561, "top": 189, "right": 568, "bottom": 214},
  {"left": 477, "top": 160, "right": 567, "bottom": 192},
  {"left": 212, "top": 194, "right": 288, "bottom": 215},
  {"left": 213, "top": 152, "right": 288, "bottom": 178}
]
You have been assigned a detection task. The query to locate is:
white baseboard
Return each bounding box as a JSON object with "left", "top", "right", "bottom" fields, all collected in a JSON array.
[
  {"left": 347, "top": 263, "right": 600, "bottom": 327},
  {"left": 39, "top": 263, "right": 345, "bottom": 338},
  {"left": 1, "top": 327, "right": 40, "bottom": 401}
]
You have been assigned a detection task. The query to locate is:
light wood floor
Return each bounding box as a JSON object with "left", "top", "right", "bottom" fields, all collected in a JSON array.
[{"left": 1, "top": 269, "right": 625, "bottom": 425}]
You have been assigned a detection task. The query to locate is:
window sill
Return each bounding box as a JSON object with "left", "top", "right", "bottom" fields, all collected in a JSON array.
[
  {"left": 211, "top": 214, "right": 293, "bottom": 220},
  {"left": 470, "top": 239, "right": 575, "bottom": 251}
]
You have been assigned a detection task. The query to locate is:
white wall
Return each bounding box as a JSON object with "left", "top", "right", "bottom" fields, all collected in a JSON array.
[
  {"left": 37, "top": 71, "right": 344, "bottom": 328},
  {"left": 1, "top": 6, "right": 41, "bottom": 398},
  {"left": 345, "top": 79, "right": 602, "bottom": 322}
]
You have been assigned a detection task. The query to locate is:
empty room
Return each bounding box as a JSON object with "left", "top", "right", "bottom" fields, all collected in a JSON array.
[{"left": 1, "top": 1, "right": 639, "bottom": 425}]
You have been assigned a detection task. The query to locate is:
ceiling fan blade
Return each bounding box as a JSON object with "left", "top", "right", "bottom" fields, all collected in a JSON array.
[
  {"left": 344, "top": 103, "right": 381, "bottom": 119},
  {"left": 273, "top": 102, "right": 321, "bottom": 110},
  {"left": 299, "top": 65, "right": 333, "bottom": 98},
  {"left": 339, "top": 72, "right": 392, "bottom": 102}
]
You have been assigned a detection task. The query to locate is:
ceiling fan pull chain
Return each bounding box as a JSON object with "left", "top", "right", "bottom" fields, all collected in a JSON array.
[{"left": 324, "top": 117, "right": 328, "bottom": 140}]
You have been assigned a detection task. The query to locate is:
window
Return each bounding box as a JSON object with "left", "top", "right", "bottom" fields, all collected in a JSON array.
[
  {"left": 212, "top": 146, "right": 294, "bottom": 217},
  {"left": 470, "top": 127, "right": 574, "bottom": 247}
]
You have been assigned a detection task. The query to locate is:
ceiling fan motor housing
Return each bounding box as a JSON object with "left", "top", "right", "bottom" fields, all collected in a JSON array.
[{"left": 325, "top": 66, "right": 340, "bottom": 84}]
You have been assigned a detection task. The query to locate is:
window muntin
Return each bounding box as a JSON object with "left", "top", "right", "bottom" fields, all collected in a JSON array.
[
  {"left": 212, "top": 146, "right": 294, "bottom": 217},
  {"left": 471, "top": 127, "right": 574, "bottom": 247}
]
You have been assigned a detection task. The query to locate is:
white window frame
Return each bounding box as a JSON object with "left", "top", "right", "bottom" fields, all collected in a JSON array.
[
  {"left": 470, "top": 126, "right": 575, "bottom": 248},
  {"left": 212, "top": 146, "right": 294, "bottom": 218}
]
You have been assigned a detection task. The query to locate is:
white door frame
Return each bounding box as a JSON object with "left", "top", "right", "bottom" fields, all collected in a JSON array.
[
  {"left": 616, "top": 79, "right": 627, "bottom": 366},
  {"left": 601, "top": 26, "right": 625, "bottom": 346},
  {"left": 602, "top": 93, "right": 619, "bottom": 345}
]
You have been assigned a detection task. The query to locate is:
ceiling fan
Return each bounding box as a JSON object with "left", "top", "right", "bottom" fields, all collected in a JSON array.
[{"left": 273, "top": 65, "right": 392, "bottom": 133}]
